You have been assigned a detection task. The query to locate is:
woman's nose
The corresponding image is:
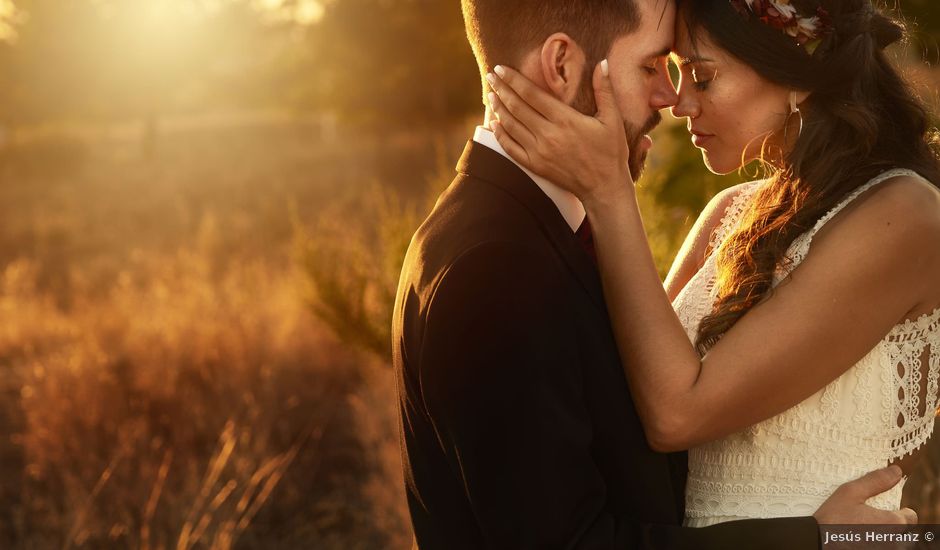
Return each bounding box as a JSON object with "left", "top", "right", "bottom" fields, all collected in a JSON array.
[{"left": 671, "top": 89, "right": 700, "bottom": 119}]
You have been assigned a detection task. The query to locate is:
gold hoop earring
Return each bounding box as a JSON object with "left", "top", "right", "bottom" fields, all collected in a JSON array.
[{"left": 784, "top": 94, "right": 803, "bottom": 142}]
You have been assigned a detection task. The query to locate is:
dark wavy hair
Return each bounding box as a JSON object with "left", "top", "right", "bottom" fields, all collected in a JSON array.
[{"left": 681, "top": 0, "right": 940, "bottom": 355}]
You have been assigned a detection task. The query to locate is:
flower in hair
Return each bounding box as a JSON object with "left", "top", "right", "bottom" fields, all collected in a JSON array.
[
  {"left": 730, "top": 0, "right": 833, "bottom": 53},
  {"left": 772, "top": 2, "right": 798, "bottom": 21}
]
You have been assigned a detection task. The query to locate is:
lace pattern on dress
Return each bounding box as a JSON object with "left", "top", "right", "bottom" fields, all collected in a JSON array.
[
  {"left": 675, "top": 181, "right": 766, "bottom": 348},
  {"left": 708, "top": 180, "right": 766, "bottom": 252},
  {"left": 675, "top": 169, "right": 940, "bottom": 527}
]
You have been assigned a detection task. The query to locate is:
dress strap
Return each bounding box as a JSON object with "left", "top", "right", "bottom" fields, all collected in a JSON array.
[
  {"left": 775, "top": 169, "right": 929, "bottom": 282},
  {"left": 709, "top": 180, "right": 766, "bottom": 251},
  {"left": 807, "top": 169, "right": 926, "bottom": 239}
]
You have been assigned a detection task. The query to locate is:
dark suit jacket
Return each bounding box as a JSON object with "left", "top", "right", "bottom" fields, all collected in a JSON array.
[{"left": 391, "top": 140, "right": 820, "bottom": 549}]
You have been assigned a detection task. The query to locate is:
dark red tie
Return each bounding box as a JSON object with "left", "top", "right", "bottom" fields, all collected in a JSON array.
[{"left": 575, "top": 218, "right": 597, "bottom": 263}]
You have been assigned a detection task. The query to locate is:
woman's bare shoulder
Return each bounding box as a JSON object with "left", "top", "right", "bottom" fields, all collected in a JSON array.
[
  {"left": 695, "top": 180, "right": 764, "bottom": 250},
  {"left": 811, "top": 173, "right": 940, "bottom": 306},
  {"left": 665, "top": 180, "right": 765, "bottom": 298},
  {"left": 708, "top": 179, "right": 763, "bottom": 210},
  {"left": 867, "top": 174, "right": 940, "bottom": 220},
  {"left": 839, "top": 174, "right": 940, "bottom": 246}
]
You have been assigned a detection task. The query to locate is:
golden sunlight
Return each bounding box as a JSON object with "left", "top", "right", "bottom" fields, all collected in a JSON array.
[
  {"left": 255, "top": 0, "right": 324, "bottom": 23},
  {"left": 0, "top": 0, "right": 19, "bottom": 42},
  {"left": 0, "top": 1, "right": 935, "bottom": 548}
]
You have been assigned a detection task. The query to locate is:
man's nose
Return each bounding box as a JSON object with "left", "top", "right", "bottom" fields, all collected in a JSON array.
[{"left": 651, "top": 72, "right": 679, "bottom": 110}]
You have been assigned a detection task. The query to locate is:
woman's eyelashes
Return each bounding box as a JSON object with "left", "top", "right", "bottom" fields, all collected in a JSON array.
[{"left": 690, "top": 66, "right": 715, "bottom": 91}]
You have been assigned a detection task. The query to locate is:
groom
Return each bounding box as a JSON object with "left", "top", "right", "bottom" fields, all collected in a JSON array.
[{"left": 391, "top": 0, "right": 912, "bottom": 548}]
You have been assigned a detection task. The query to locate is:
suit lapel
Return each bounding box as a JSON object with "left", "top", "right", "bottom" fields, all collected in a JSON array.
[{"left": 456, "top": 141, "right": 607, "bottom": 312}]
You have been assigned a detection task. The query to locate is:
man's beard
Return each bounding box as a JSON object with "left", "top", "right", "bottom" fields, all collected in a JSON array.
[{"left": 573, "top": 81, "right": 661, "bottom": 181}]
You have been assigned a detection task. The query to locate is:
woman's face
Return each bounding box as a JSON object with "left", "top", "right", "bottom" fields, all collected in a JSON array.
[{"left": 670, "top": 13, "right": 797, "bottom": 175}]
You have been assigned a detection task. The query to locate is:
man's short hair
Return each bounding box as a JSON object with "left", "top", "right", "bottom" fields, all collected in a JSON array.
[{"left": 461, "top": 0, "right": 640, "bottom": 95}]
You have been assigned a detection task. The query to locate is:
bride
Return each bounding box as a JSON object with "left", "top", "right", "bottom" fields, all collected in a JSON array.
[{"left": 485, "top": 0, "right": 940, "bottom": 527}]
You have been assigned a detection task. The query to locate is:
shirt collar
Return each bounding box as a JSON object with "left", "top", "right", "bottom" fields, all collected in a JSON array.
[{"left": 472, "top": 126, "right": 586, "bottom": 233}]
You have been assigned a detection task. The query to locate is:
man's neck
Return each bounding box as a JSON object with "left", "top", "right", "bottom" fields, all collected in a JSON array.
[{"left": 472, "top": 122, "right": 586, "bottom": 233}]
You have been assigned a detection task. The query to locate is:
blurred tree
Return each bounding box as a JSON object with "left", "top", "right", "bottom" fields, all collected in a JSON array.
[{"left": 304, "top": 0, "right": 480, "bottom": 130}]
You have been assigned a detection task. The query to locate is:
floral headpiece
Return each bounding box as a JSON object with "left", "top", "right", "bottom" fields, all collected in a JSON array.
[{"left": 730, "top": 0, "right": 833, "bottom": 54}]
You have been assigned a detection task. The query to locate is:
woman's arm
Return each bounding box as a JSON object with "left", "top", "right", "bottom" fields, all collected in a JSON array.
[
  {"left": 487, "top": 63, "right": 940, "bottom": 452},
  {"left": 585, "top": 173, "right": 936, "bottom": 452}
]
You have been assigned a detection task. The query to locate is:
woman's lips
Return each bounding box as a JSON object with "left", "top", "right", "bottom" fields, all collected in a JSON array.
[{"left": 691, "top": 132, "right": 714, "bottom": 148}]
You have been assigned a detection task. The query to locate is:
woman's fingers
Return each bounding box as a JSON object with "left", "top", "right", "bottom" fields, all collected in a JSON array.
[
  {"left": 490, "top": 119, "right": 532, "bottom": 169},
  {"left": 899, "top": 508, "right": 919, "bottom": 524},
  {"left": 482, "top": 61, "right": 632, "bottom": 200},
  {"left": 490, "top": 64, "right": 570, "bottom": 124},
  {"left": 487, "top": 91, "right": 538, "bottom": 152},
  {"left": 592, "top": 60, "right": 621, "bottom": 129},
  {"left": 486, "top": 70, "right": 551, "bottom": 137}
]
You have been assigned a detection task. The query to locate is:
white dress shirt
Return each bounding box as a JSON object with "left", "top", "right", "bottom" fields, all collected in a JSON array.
[{"left": 473, "top": 126, "right": 586, "bottom": 232}]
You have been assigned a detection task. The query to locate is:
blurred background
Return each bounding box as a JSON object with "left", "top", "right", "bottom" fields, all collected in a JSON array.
[{"left": 0, "top": 0, "right": 936, "bottom": 548}]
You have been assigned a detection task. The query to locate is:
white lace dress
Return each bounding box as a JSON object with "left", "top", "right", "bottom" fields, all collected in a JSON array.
[{"left": 674, "top": 168, "right": 940, "bottom": 527}]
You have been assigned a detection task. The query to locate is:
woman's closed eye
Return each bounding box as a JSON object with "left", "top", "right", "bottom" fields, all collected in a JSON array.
[{"left": 691, "top": 67, "right": 715, "bottom": 91}]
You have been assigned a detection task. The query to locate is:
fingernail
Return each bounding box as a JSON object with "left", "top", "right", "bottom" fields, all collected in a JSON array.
[
  {"left": 601, "top": 59, "right": 609, "bottom": 77},
  {"left": 485, "top": 72, "right": 496, "bottom": 87},
  {"left": 487, "top": 92, "right": 496, "bottom": 107},
  {"left": 889, "top": 465, "right": 903, "bottom": 479},
  {"left": 494, "top": 65, "right": 506, "bottom": 78}
]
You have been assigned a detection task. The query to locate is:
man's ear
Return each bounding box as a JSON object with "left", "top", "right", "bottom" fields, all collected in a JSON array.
[{"left": 538, "top": 33, "right": 587, "bottom": 105}]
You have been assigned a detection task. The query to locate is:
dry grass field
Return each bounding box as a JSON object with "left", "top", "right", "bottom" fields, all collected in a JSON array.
[{"left": 0, "top": 119, "right": 449, "bottom": 549}]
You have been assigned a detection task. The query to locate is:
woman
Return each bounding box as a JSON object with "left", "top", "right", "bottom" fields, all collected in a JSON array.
[{"left": 485, "top": 0, "right": 940, "bottom": 527}]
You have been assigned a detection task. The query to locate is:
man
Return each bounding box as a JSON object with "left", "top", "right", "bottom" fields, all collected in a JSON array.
[{"left": 391, "top": 1, "right": 913, "bottom": 548}]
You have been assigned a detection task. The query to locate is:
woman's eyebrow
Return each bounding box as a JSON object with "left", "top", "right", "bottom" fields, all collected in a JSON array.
[{"left": 671, "top": 54, "right": 715, "bottom": 66}]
